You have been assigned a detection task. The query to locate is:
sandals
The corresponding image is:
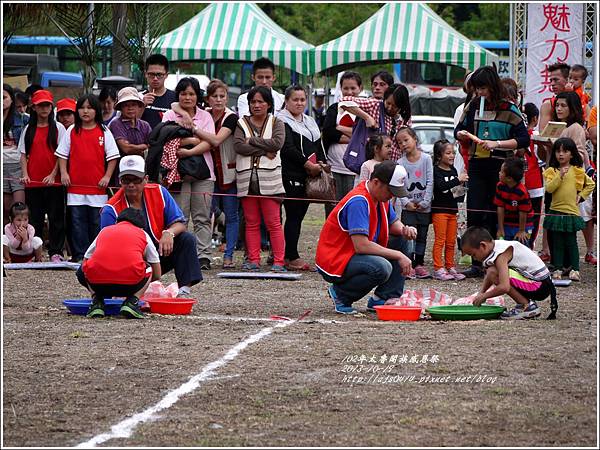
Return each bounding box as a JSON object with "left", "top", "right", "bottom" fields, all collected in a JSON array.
[
  {"left": 284, "top": 259, "right": 314, "bottom": 272},
  {"left": 223, "top": 258, "right": 235, "bottom": 269}
]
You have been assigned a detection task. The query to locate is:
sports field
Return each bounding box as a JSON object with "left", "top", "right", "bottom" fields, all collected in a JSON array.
[{"left": 2, "top": 204, "right": 597, "bottom": 447}]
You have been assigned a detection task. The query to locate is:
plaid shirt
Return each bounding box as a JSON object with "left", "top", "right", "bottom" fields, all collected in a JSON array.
[
  {"left": 160, "top": 138, "right": 182, "bottom": 188},
  {"left": 340, "top": 96, "right": 411, "bottom": 161}
]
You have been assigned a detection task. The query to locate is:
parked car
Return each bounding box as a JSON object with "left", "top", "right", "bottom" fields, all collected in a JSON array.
[{"left": 410, "top": 115, "right": 456, "bottom": 154}]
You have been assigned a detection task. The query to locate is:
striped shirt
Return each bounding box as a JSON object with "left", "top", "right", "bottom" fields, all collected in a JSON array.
[{"left": 493, "top": 181, "right": 533, "bottom": 228}]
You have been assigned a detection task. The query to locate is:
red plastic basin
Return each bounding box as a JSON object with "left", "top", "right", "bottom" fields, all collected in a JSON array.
[
  {"left": 373, "top": 305, "right": 421, "bottom": 321},
  {"left": 144, "top": 298, "right": 196, "bottom": 315}
]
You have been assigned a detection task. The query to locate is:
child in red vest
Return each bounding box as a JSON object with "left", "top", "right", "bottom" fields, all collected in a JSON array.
[
  {"left": 55, "top": 94, "right": 120, "bottom": 263},
  {"left": 77, "top": 207, "right": 161, "bottom": 319}
]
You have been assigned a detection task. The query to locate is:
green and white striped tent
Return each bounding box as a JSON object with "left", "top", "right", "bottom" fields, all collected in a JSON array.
[
  {"left": 156, "top": 3, "right": 313, "bottom": 75},
  {"left": 310, "top": 3, "right": 498, "bottom": 74}
]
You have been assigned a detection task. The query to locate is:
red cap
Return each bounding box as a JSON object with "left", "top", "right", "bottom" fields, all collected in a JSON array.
[
  {"left": 56, "top": 98, "right": 76, "bottom": 113},
  {"left": 31, "top": 90, "right": 54, "bottom": 105}
]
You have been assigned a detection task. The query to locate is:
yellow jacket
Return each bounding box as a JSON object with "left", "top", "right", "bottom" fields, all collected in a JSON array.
[{"left": 544, "top": 166, "right": 595, "bottom": 215}]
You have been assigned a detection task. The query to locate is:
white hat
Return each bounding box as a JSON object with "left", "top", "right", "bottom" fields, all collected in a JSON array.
[
  {"left": 313, "top": 88, "right": 326, "bottom": 96},
  {"left": 372, "top": 160, "right": 409, "bottom": 197},
  {"left": 115, "top": 87, "right": 144, "bottom": 110},
  {"left": 119, "top": 155, "right": 145, "bottom": 179}
]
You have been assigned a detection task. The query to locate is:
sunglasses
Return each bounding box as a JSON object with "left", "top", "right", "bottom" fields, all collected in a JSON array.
[
  {"left": 146, "top": 72, "right": 166, "bottom": 80},
  {"left": 120, "top": 176, "right": 144, "bottom": 185}
]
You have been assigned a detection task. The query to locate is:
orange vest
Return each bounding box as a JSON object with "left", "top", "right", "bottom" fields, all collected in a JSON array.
[
  {"left": 315, "top": 181, "right": 390, "bottom": 277},
  {"left": 105, "top": 183, "right": 165, "bottom": 243}
]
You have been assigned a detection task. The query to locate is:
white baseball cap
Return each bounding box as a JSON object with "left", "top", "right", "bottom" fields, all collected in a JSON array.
[
  {"left": 372, "top": 160, "right": 409, "bottom": 197},
  {"left": 119, "top": 155, "right": 145, "bottom": 179}
]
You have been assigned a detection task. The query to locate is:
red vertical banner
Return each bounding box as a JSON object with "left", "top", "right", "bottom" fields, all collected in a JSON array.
[{"left": 524, "top": 3, "right": 584, "bottom": 110}]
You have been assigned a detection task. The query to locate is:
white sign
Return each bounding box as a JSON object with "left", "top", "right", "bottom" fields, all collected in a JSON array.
[{"left": 524, "top": 3, "right": 584, "bottom": 108}]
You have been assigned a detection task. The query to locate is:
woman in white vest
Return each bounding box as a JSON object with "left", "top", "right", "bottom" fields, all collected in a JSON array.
[
  {"left": 192, "top": 80, "right": 239, "bottom": 269},
  {"left": 233, "top": 86, "right": 286, "bottom": 272}
]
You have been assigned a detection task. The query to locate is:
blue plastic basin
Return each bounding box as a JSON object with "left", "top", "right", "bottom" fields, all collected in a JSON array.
[{"left": 63, "top": 298, "right": 124, "bottom": 316}]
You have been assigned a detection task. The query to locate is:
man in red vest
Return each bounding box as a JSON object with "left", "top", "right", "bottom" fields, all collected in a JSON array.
[
  {"left": 100, "top": 156, "right": 201, "bottom": 298},
  {"left": 316, "top": 161, "right": 417, "bottom": 314}
]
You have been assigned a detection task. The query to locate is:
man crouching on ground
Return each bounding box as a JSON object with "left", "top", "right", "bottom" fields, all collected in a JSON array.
[{"left": 316, "top": 160, "right": 417, "bottom": 314}]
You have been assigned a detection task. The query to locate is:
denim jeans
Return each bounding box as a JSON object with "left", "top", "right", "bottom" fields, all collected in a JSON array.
[
  {"left": 320, "top": 236, "right": 409, "bottom": 306},
  {"left": 70, "top": 205, "right": 100, "bottom": 260},
  {"left": 212, "top": 185, "right": 239, "bottom": 259}
]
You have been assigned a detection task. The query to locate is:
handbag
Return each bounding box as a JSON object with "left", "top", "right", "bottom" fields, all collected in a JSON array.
[
  {"left": 343, "top": 102, "right": 386, "bottom": 174},
  {"left": 177, "top": 154, "right": 211, "bottom": 180},
  {"left": 306, "top": 165, "right": 336, "bottom": 201}
]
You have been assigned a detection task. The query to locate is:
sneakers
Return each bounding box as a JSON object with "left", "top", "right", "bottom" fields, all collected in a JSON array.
[
  {"left": 461, "top": 266, "right": 484, "bottom": 278},
  {"left": 199, "top": 257, "right": 211, "bottom": 270},
  {"left": 241, "top": 261, "right": 260, "bottom": 271},
  {"left": 500, "top": 301, "right": 541, "bottom": 320},
  {"left": 447, "top": 267, "right": 466, "bottom": 281},
  {"left": 86, "top": 295, "right": 105, "bottom": 318},
  {"left": 366, "top": 296, "right": 386, "bottom": 312},
  {"left": 433, "top": 268, "right": 454, "bottom": 281},
  {"left": 270, "top": 264, "right": 288, "bottom": 273},
  {"left": 50, "top": 254, "right": 64, "bottom": 263},
  {"left": 585, "top": 253, "right": 597, "bottom": 265},
  {"left": 327, "top": 285, "right": 357, "bottom": 315},
  {"left": 414, "top": 265, "right": 431, "bottom": 279},
  {"left": 568, "top": 270, "right": 581, "bottom": 281},
  {"left": 552, "top": 269, "right": 562, "bottom": 280},
  {"left": 120, "top": 296, "right": 144, "bottom": 319}
]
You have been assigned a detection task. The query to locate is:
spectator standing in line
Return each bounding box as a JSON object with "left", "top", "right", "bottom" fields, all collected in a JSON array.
[
  {"left": 55, "top": 94, "right": 120, "bottom": 262},
  {"left": 339, "top": 82, "right": 412, "bottom": 162},
  {"left": 163, "top": 77, "right": 216, "bottom": 270},
  {"left": 538, "top": 62, "right": 570, "bottom": 132},
  {"left": 370, "top": 70, "right": 394, "bottom": 100},
  {"left": 18, "top": 89, "right": 67, "bottom": 262},
  {"left": 520, "top": 102, "right": 545, "bottom": 250},
  {"left": 3, "top": 84, "right": 28, "bottom": 225},
  {"left": 233, "top": 86, "right": 286, "bottom": 272},
  {"left": 56, "top": 98, "right": 76, "bottom": 130},
  {"left": 188, "top": 79, "right": 240, "bottom": 269},
  {"left": 140, "top": 54, "right": 178, "bottom": 129},
  {"left": 99, "top": 87, "right": 118, "bottom": 126},
  {"left": 277, "top": 84, "right": 326, "bottom": 271},
  {"left": 322, "top": 71, "right": 363, "bottom": 217},
  {"left": 455, "top": 66, "right": 529, "bottom": 278},
  {"left": 109, "top": 87, "right": 152, "bottom": 188},
  {"left": 237, "top": 57, "right": 285, "bottom": 117}
]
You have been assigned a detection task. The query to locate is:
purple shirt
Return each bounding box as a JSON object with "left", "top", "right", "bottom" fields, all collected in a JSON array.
[
  {"left": 108, "top": 116, "right": 152, "bottom": 151},
  {"left": 162, "top": 107, "right": 216, "bottom": 181}
]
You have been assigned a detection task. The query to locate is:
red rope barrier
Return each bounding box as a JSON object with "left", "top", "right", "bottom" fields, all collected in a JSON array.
[{"left": 6, "top": 177, "right": 589, "bottom": 218}]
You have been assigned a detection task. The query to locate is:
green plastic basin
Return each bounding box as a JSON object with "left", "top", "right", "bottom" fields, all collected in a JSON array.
[{"left": 426, "top": 305, "right": 505, "bottom": 321}]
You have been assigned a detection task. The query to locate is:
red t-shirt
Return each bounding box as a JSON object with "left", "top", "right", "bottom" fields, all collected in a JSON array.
[
  {"left": 68, "top": 126, "right": 107, "bottom": 195},
  {"left": 524, "top": 129, "right": 543, "bottom": 194},
  {"left": 83, "top": 221, "right": 149, "bottom": 285},
  {"left": 26, "top": 125, "right": 61, "bottom": 186}
]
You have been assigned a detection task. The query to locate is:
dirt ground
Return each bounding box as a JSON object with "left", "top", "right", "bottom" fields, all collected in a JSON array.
[{"left": 2, "top": 204, "right": 597, "bottom": 447}]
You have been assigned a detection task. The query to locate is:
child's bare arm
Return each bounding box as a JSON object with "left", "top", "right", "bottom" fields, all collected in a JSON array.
[
  {"left": 150, "top": 262, "right": 162, "bottom": 281},
  {"left": 496, "top": 207, "right": 505, "bottom": 238},
  {"left": 177, "top": 141, "right": 211, "bottom": 158},
  {"left": 475, "top": 250, "right": 512, "bottom": 306}
]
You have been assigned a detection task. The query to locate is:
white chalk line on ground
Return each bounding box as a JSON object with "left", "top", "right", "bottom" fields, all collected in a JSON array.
[{"left": 76, "top": 320, "right": 294, "bottom": 448}]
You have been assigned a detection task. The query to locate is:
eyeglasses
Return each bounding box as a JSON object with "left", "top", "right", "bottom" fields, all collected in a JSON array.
[
  {"left": 120, "top": 176, "right": 144, "bottom": 185},
  {"left": 146, "top": 72, "right": 166, "bottom": 80}
]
